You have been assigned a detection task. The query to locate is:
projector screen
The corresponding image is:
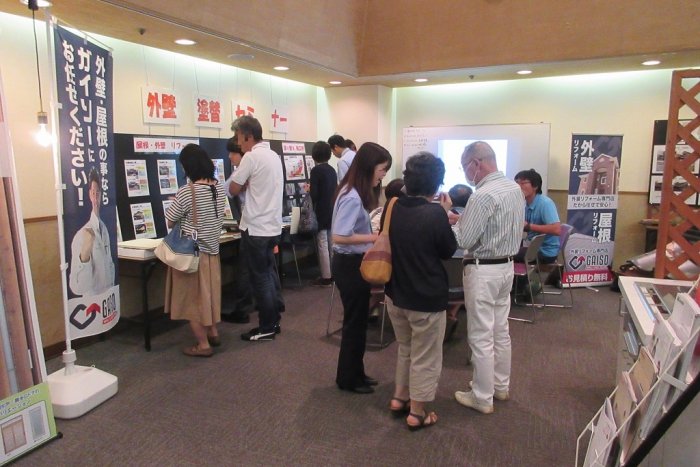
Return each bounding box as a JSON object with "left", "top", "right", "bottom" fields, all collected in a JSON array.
[{"left": 402, "top": 123, "right": 551, "bottom": 193}]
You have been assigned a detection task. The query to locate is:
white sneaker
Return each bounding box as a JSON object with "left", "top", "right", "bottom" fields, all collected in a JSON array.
[
  {"left": 454, "top": 390, "right": 494, "bottom": 414},
  {"left": 469, "top": 380, "right": 510, "bottom": 401}
]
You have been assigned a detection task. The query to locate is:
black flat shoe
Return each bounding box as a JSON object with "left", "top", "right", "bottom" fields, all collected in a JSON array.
[
  {"left": 338, "top": 384, "right": 374, "bottom": 394},
  {"left": 364, "top": 376, "right": 379, "bottom": 386}
]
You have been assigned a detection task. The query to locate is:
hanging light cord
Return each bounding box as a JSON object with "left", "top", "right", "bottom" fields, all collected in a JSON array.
[{"left": 31, "top": 9, "right": 44, "bottom": 113}]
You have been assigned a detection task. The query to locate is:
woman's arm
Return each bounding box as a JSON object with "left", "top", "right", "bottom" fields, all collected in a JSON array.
[{"left": 332, "top": 232, "right": 378, "bottom": 245}]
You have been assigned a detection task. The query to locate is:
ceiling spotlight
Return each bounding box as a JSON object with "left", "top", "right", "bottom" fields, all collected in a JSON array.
[
  {"left": 21, "top": 0, "right": 52, "bottom": 7},
  {"left": 273, "top": 66, "right": 290, "bottom": 71},
  {"left": 174, "top": 38, "right": 196, "bottom": 45},
  {"left": 329, "top": 81, "right": 342, "bottom": 85},
  {"left": 414, "top": 78, "right": 428, "bottom": 83},
  {"left": 517, "top": 70, "right": 532, "bottom": 75},
  {"left": 642, "top": 60, "right": 661, "bottom": 66}
]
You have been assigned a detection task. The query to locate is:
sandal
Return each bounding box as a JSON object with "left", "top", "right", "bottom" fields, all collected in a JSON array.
[
  {"left": 407, "top": 411, "right": 437, "bottom": 431},
  {"left": 389, "top": 398, "right": 410, "bottom": 418},
  {"left": 207, "top": 335, "right": 221, "bottom": 347},
  {"left": 182, "top": 344, "right": 213, "bottom": 357}
]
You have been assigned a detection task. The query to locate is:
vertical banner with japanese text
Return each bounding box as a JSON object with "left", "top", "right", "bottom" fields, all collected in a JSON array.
[
  {"left": 565, "top": 134, "right": 623, "bottom": 287},
  {"left": 54, "top": 25, "right": 119, "bottom": 339}
]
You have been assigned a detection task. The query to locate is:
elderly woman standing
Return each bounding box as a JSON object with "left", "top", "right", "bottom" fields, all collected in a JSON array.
[
  {"left": 384, "top": 152, "right": 457, "bottom": 429},
  {"left": 164, "top": 143, "right": 226, "bottom": 357},
  {"left": 332, "top": 142, "right": 392, "bottom": 394}
]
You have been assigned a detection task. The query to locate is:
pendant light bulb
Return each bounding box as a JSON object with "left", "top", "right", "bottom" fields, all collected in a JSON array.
[{"left": 35, "top": 111, "right": 52, "bottom": 147}]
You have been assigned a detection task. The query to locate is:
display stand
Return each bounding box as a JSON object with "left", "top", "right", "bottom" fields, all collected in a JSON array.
[{"left": 576, "top": 290, "right": 700, "bottom": 466}]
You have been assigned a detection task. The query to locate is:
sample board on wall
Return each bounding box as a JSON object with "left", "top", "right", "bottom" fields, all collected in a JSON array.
[{"left": 402, "top": 123, "right": 551, "bottom": 192}]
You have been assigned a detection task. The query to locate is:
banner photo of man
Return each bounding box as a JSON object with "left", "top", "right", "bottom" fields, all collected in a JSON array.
[
  {"left": 54, "top": 25, "right": 119, "bottom": 339},
  {"left": 565, "top": 134, "right": 623, "bottom": 287}
]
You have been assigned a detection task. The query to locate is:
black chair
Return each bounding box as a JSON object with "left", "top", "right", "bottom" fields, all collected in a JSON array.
[
  {"left": 326, "top": 284, "right": 390, "bottom": 349},
  {"left": 510, "top": 234, "right": 547, "bottom": 323},
  {"left": 539, "top": 223, "right": 575, "bottom": 308}
]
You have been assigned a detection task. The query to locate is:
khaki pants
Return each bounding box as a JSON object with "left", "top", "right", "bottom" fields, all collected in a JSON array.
[{"left": 386, "top": 297, "right": 446, "bottom": 402}]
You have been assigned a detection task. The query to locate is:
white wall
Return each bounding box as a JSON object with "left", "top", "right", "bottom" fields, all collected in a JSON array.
[
  {"left": 0, "top": 12, "right": 319, "bottom": 219},
  {"left": 395, "top": 70, "right": 694, "bottom": 192}
]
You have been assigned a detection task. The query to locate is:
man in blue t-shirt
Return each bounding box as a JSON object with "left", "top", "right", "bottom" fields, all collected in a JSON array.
[{"left": 514, "top": 169, "right": 561, "bottom": 264}]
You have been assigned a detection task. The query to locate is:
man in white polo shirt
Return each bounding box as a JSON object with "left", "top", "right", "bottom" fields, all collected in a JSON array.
[{"left": 228, "top": 115, "right": 285, "bottom": 341}]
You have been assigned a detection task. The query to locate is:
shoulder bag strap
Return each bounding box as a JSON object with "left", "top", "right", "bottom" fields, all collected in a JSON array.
[
  {"left": 189, "top": 183, "right": 199, "bottom": 241},
  {"left": 381, "top": 197, "right": 398, "bottom": 237}
]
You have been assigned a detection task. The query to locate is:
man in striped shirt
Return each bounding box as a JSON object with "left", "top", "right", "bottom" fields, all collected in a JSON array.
[{"left": 452, "top": 141, "right": 525, "bottom": 414}]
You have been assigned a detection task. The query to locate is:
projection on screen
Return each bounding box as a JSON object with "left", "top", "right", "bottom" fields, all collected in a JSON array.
[{"left": 437, "top": 139, "right": 508, "bottom": 190}]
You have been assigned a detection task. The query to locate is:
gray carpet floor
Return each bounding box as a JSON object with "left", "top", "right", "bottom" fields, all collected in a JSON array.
[{"left": 16, "top": 282, "right": 621, "bottom": 467}]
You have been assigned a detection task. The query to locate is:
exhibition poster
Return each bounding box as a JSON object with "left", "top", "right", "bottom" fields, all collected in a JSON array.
[
  {"left": 0, "top": 383, "right": 57, "bottom": 464},
  {"left": 54, "top": 25, "right": 120, "bottom": 339},
  {"left": 565, "top": 134, "right": 623, "bottom": 287}
]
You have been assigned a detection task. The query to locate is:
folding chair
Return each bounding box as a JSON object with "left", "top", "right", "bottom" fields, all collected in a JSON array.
[
  {"left": 325, "top": 283, "right": 390, "bottom": 348},
  {"left": 539, "top": 223, "right": 574, "bottom": 308},
  {"left": 279, "top": 206, "right": 317, "bottom": 286},
  {"left": 510, "top": 234, "right": 546, "bottom": 323}
]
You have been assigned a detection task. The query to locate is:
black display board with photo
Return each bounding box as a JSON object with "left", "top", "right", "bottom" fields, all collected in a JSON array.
[
  {"left": 648, "top": 120, "right": 700, "bottom": 206},
  {"left": 115, "top": 134, "right": 317, "bottom": 240}
]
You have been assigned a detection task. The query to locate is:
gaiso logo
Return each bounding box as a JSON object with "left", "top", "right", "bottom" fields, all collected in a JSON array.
[
  {"left": 568, "top": 255, "right": 586, "bottom": 270},
  {"left": 69, "top": 303, "right": 101, "bottom": 330}
]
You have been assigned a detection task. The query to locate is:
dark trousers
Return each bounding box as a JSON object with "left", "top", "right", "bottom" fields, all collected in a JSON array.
[
  {"left": 228, "top": 239, "right": 282, "bottom": 317},
  {"left": 242, "top": 230, "right": 283, "bottom": 332},
  {"left": 333, "top": 253, "right": 371, "bottom": 389},
  {"left": 230, "top": 239, "right": 254, "bottom": 315}
]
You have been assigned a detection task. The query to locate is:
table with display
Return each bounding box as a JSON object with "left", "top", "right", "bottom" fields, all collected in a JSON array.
[
  {"left": 118, "top": 222, "right": 293, "bottom": 350},
  {"left": 117, "top": 232, "right": 241, "bottom": 351}
]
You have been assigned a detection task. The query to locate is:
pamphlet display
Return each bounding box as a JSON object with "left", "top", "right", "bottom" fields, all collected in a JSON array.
[{"left": 576, "top": 278, "right": 700, "bottom": 466}]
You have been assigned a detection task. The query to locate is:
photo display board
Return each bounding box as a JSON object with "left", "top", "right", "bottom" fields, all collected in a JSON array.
[
  {"left": 115, "top": 134, "right": 316, "bottom": 240},
  {"left": 648, "top": 120, "right": 700, "bottom": 206}
]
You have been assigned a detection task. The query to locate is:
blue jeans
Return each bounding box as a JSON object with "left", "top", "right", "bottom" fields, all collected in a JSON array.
[{"left": 242, "top": 230, "right": 283, "bottom": 332}]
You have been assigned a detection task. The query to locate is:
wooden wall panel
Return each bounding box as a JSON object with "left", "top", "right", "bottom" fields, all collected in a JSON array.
[{"left": 655, "top": 69, "right": 700, "bottom": 279}]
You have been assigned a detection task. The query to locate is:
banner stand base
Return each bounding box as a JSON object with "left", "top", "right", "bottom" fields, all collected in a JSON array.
[{"left": 47, "top": 350, "right": 118, "bottom": 419}]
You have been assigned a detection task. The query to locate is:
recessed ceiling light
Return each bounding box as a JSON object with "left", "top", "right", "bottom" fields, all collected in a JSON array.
[
  {"left": 642, "top": 60, "right": 661, "bottom": 66},
  {"left": 329, "top": 81, "right": 342, "bottom": 85},
  {"left": 228, "top": 53, "right": 255, "bottom": 61},
  {"left": 174, "top": 39, "right": 196, "bottom": 46},
  {"left": 414, "top": 78, "right": 428, "bottom": 83},
  {"left": 517, "top": 70, "right": 532, "bottom": 75},
  {"left": 20, "top": 0, "right": 52, "bottom": 7},
  {"left": 273, "top": 66, "right": 289, "bottom": 71}
]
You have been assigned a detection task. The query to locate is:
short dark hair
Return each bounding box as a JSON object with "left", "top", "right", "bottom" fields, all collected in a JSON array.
[
  {"left": 345, "top": 139, "right": 357, "bottom": 151},
  {"left": 311, "top": 141, "right": 331, "bottom": 163},
  {"left": 226, "top": 136, "right": 242, "bottom": 155},
  {"left": 327, "top": 134, "right": 346, "bottom": 149},
  {"left": 403, "top": 151, "right": 445, "bottom": 197},
  {"left": 336, "top": 142, "right": 392, "bottom": 211},
  {"left": 384, "top": 178, "right": 405, "bottom": 199},
  {"left": 448, "top": 184, "right": 472, "bottom": 207},
  {"left": 231, "top": 115, "right": 263, "bottom": 141},
  {"left": 515, "top": 168, "right": 543, "bottom": 194},
  {"left": 88, "top": 167, "right": 100, "bottom": 187},
  {"left": 179, "top": 143, "right": 215, "bottom": 182}
]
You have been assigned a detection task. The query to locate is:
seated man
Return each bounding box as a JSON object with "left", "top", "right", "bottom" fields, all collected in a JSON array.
[
  {"left": 448, "top": 183, "right": 472, "bottom": 214},
  {"left": 514, "top": 169, "right": 561, "bottom": 264}
]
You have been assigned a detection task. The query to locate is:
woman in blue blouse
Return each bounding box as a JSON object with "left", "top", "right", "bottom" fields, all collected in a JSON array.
[{"left": 332, "top": 142, "right": 392, "bottom": 394}]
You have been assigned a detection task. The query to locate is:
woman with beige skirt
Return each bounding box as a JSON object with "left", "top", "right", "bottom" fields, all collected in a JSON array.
[{"left": 164, "top": 143, "right": 226, "bottom": 357}]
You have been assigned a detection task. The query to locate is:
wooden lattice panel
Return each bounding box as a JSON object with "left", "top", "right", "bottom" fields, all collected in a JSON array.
[{"left": 655, "top": 69, "right": 700, "bottom": 279}]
